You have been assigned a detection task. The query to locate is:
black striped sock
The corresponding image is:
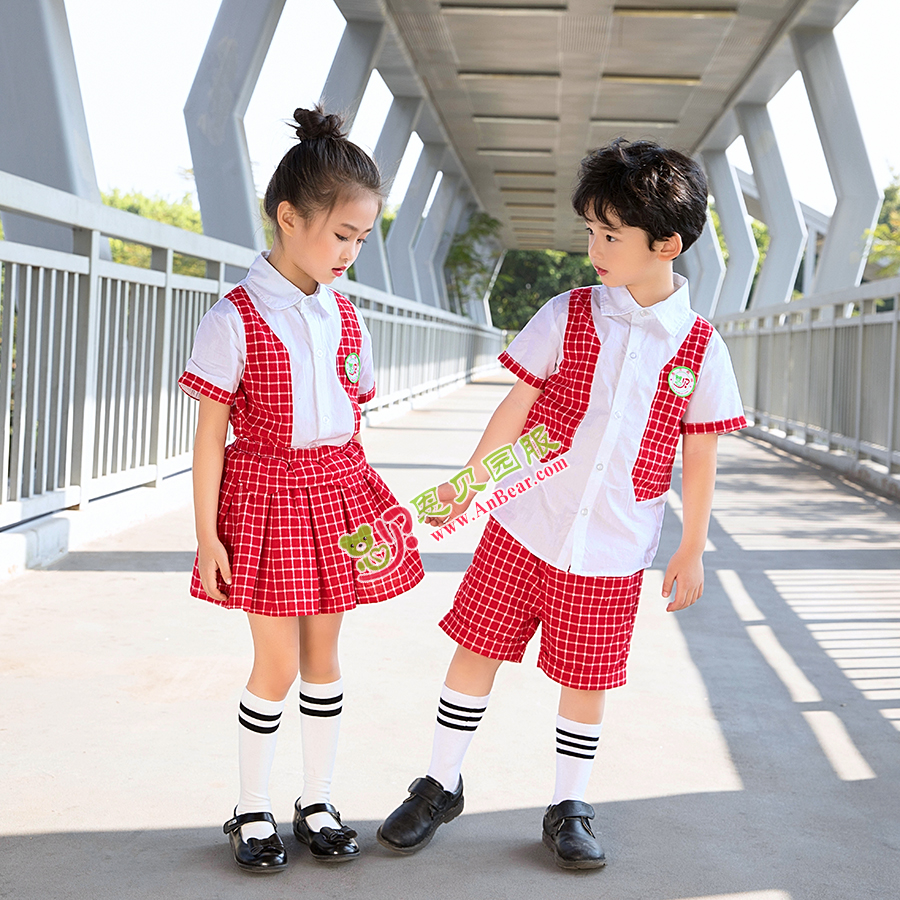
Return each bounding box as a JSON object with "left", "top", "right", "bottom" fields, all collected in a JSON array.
[
  {"left": 556, "top": 726, "right": 600, "bottom": 760},
  {"left": 427, "top": 685, "right": 491, "bottom": 791},
  {"left": 552, "top": 716, "right": 602, "bottom": 805}
]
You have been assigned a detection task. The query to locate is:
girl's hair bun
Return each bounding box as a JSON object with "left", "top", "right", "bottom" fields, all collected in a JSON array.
[{"left": 293, "top": 105, "right": 347, "bottom": 142}]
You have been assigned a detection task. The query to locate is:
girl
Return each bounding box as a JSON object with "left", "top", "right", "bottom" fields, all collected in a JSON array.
[{"left": 178, "top": 106, "right": 424, "bottom": 873}]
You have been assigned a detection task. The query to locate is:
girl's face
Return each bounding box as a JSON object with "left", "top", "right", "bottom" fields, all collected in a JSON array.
[{"left": 271, "top": 193, "right": 380, "bottom": 295}]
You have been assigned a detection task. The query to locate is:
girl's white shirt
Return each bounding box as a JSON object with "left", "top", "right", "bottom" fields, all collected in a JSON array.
[{"left": 183, "top": 252, "right": 375, "bottom": 449}]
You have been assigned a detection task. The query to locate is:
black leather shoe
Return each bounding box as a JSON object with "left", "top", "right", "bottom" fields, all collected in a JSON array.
[
  {"left": 222, "top": 810, "right": 287, "bottom": 873},
  {"left": 292, "top": 801, "right": 360, "bottom": 862},
  {"left": 542, "top": 800, "right": 606, "bottom": 870},
  {"left": 376, "top": 775, "right": 464, "bottom": 853}
]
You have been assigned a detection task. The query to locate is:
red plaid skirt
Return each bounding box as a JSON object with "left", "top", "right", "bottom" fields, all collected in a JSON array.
[
  {"left": 440, "top": 517, "right": 643, "bottom": 690},
  {"left": 191, "top": 438, "right": 424, "bottom": 616}
]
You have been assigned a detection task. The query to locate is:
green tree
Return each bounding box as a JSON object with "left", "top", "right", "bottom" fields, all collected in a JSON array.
[
  {"left": 445, "top": 212, "right": 503, "bottom": 314},
  {"left": 490, "top": 250, "right": 597, "bottom": 331},
  {"left": 102, "top": 189, "right": 206, "bottom": 276},
  {"left": 868, "top": 172, "right": 900, "bottom": 278}
]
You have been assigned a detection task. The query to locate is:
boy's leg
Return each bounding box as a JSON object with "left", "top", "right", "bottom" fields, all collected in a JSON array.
[{"left": 377, "top": 645, "right": 502, "bottom": 853}]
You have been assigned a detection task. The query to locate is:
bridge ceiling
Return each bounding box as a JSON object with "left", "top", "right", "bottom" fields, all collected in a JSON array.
[{"left": 337, "top": 0, "right": 858, "bottom": 252}]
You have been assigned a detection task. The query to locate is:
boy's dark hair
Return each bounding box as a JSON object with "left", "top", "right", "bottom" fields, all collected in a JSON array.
[
  {"left": 572, "top": 138, "right": 708, "bottom": 252},
  {"left": 263, "top": 104, "right": 385, "bottom": 227}
]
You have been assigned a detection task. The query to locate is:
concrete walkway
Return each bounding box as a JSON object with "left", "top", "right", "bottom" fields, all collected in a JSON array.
[{"left": 2, "top": 373, "right": 900, "bottom": 900}]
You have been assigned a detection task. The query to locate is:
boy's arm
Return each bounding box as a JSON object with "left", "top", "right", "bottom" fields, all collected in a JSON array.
[
  {"left": 193, "top": 396, "right": 232, "bottom": 600},
  {"left": 427, "top": 379, "right": 543, "bottom": 523},
  {"left": 661, "top": 432, "right": 718, "bottom": 612}
]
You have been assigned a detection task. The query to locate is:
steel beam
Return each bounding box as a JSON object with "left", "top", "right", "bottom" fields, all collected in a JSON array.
[
  {"left": 690, "top": 210, "right": 727, "bottom": 318},
  {"left": 703, "top": 150, "right": 758, "bottom": 315},
  {"left": 736, "top": 103, "right": 806, "bottom": 308},
  {"left": 0, "top": 0, "right": 102, "bottom": 251},
  {"left": 791, "top": 28, "right": 880, "bottom": 291},
  {"left": 414, "top": 173, "right": 461, "bottom": 308},
  {"left": 184, "top": 0, "right": 285, "bottom": 253}
]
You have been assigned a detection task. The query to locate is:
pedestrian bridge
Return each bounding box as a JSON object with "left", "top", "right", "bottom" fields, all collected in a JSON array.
[{"left": 2, "top": 374, "right": 898, "bottom": 900}]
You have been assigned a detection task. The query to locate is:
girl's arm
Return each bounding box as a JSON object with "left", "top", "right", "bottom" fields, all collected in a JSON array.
[
  {"left": 428, "top": 379, "right": 543, "bottom": 523},
  {"left": 661, "top": 432, "right": 718, "bottom": 612},
  {"left": 193, "top": 396, "right": 232, "bottom": 600}
]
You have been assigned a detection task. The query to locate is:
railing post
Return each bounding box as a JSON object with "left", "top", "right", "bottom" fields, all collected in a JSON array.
[
  {"left": 853, "top": 301, "right": 864, "bottom": 459},
  {"left": 149, "top": 247, "right": 174, "bottom": 487},
  {"left": 70, "top": 228, "right": 101, "bottom": 508},
  {"left": 886, "top": 293, "right": 898, "bottom": 473}
]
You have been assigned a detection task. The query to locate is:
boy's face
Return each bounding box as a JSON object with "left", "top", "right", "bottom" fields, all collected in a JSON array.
[{"left": 584, "top": 210, "right": 670, "bottom": 294}]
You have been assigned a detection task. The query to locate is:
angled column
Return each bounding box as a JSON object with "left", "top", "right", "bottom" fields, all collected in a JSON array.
[
  {"left": 185, "top": 0, "right": 285, "bottom": 252},
  {"left": 354, "top": 96, "right": 423, "bottom": 291},
  {"left": 792, "top": 28, "right": 881, "bottom": 291},
  {"left": 414, "top": 172, "right": 461, "bottom": 308},
  {"left": 385, "top": 142, "right": 444, "bottom": 302},
  {"left": 676, "top": 246, "right": 701, "bottom": 294},
  {"left": 318, "top": 20, "right": 386, "bottom": 129},
  {"left": 689, "top": 210, "right": 726, "bottom": 319},
  {"left": 703, "top": 149, "right": 758, "bottom": 315},
  {"left": 432, "top": 188, "right": 471, "bottom": 313},
  {"left": 736, "top": 103, "right": 806, "bottom": 309},
  {"left": 0, "top": 0, "right": 102, "bottom": 251}
]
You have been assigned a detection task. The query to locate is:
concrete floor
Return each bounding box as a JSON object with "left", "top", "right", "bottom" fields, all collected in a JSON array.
[{"left": 2, "top": 374, "right": 900, "bottom": 900}]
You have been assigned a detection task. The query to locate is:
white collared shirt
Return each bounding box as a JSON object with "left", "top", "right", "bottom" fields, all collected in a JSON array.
[
  {"left": 182, "top": 253, "right": 375, "bottom": 448},
  {"left": 490, "top": 276, "right": 745, "bottom": 576}
]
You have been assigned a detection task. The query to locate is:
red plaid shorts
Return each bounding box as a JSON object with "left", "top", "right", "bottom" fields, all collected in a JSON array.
[{"left": 439, "top": 517, "right": 643, "bottom": 691}]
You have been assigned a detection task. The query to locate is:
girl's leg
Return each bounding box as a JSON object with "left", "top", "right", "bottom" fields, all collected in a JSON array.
[
  {"left": 297, "top": 612, "right": 345, "bottom": 830},
  {"left": 553, "top": 687, "right": 606, "bottom": 804},
  {"left": 239, "top": 614, "right": 302, "bottom": 839},
  {"left": 427, "top": 645, "right": 503, "bottom": 791}
]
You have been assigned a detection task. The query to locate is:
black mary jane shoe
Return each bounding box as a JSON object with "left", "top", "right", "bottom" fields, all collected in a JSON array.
[
  {"left": 222, "top": 810, "right": 287, "bottom": 873},
  {"left": 376, "top": 775, "right": 464, "bottom": 854},
  {"left": 541, "top": 800, "right": 606, "bottom": 870},
  {"left": 292, "top": 801, "right": 360, "bottom": 862}
]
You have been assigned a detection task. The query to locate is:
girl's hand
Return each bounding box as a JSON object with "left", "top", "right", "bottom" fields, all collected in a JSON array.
[
  {"left": 424, "top": 480, "right": 481, "bottom": 526},
  {"left": 198, "top": 538, "right": 232, "bottom": 601},
  {"left": 661, "top": 547, "right": 704, "bottom": 612}
]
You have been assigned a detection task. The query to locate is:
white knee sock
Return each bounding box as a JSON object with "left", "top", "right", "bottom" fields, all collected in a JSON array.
[
  {"left": 299, "top": 678, "right": 343, "bottom": 832},
  {"left": 426, "top": 684, "right": 490, "bottom": 792},
  {"left": 552, "top": 715, "right": 602, "bottom": 805},
  {"left": 236, "top": 688, "right": 286, "bottom": 840}
]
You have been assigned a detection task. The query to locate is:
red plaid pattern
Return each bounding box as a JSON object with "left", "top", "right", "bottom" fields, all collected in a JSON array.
[
  {"left": 177, "top": 370, "right": 234, "bottom": 406},
  {"left": 183, "top": 286, "right": 419, "bottom": 616},
  {"left": 498, "top": 351, "right": 547, "bottom": 390},
  {"left": 440, "top": 518, "right": 643, "bottom": 691},
  {"left": 683, "top": 416, "right": 747, "bottom": 435},
  {"left": 333, "top": 290, "right": 368, "bottom": 430},
  {"left": 512, "top": 287, "right": 599, "bottom": 462},
  {"left": 632, "top": 317, "right": 714, "bottom": 502}
]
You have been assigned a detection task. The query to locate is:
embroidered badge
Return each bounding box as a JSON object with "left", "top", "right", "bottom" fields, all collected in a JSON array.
[
  {"left": 344, "top": 352, "right": 360, "bottom": 384},
  {"left": 668, "top": 365, "right": 697, "bottom": 398}
]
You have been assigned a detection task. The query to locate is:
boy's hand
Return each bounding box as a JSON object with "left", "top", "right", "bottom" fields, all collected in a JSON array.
[
  {"left": 661, "top": 547, "right": 704, "bottom": 612},
  {"left": 424, "top": 481, "right": 481, "bottom": 526},
  {"left": 198, "top": 538, "right": 232, "bottom": 601}
]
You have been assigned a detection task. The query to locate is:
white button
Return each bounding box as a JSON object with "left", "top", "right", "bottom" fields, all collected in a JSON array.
[
  {"left": 580, "top": 508, "right": 588, "bottom": 516},
  {"left": 323, "top": 416, "right": 330, "bottom": 423},
  {"left": 630, "top": 352, "right": 637, "bottom": 359},
  {"left": 641, "top": 310, "right": 650, "bottom": 318},
  {"left": 596, "top": 463, "right": 604, "bottom": 471},
  {"left": 615, "top": 411, "right": 622, "bottom": 419},
  {"left": 316, "top": 349, "right": 324, "bottom": 357}
]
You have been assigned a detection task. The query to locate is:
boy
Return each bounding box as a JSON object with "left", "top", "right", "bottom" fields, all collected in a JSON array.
[{"left": 377, "top": 139, "right": 746, "bottom": 869}]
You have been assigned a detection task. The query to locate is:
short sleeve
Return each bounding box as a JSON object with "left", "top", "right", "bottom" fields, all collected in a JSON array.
[
  {"left": 498, "top": 292, "right": 568, "bottom": 389},
  {"left": 178, "top": 298, "right": 245, "bottom": 405},
  {"left": 356, "top": 308, "right": 376, "bottom": 404},
  {"left": 682, "top": 328, "right": 747, "bottom": 434}
]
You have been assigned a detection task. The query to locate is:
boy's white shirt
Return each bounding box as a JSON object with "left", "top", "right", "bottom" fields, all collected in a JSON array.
[
  {"left": 182, "top": 252, "right": 375, "bottom": 448},
  {"left": 491, "top": 275, "right": 745, "bottom": 577}
]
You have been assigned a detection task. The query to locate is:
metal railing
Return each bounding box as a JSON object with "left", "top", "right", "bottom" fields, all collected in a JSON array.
[
  {"left": 714, "top": 276, "right": 900, "bottom": 475},
  {"left": 0, "top": 171, "right": 502, "bottom": 531}
]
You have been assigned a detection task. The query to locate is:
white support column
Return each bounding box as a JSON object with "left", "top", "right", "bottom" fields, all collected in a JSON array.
[
  {"left": 676, "top": 246, "right": 701, "bottom": 292},
  {"left": 318, "top": 20, "right": 386, "bottom": 129},
  {"left": 803, "top": 225, "right": 819, "bottom": 296},
  {"left": 432, "top": 189, "right": 471, "bottom": 313},
  {"left": 791, "top": 28, "right": 881, "bottom": 291},
  {"left": 736, "top": 103, "right": 806, "bottom": 309},
  {"left": 385, "top": 143, "right": 444, "bottom": 302},
  {"left": 690, "top": 210, "right": 726, "bottom": 318},
  {"left": 354, "top": 96, "right": 423, "bottom": 291},
  {"left": 414, "top": 173, "right": 461, "bottom": 308},
  {"left": 184, "top": 0, "right": 285, "bottom": 254},
  {"left": 703, "top": 149, "right": 758, "bottom": 315},
  {"left": 0, "top": 0, "right": 102, "bottom": 251}
]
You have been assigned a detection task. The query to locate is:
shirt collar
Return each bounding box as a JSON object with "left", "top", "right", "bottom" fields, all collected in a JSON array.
[
  {"left": 597, "top": 273, "right": 692, "bottom": 336},
  {"left": 243, "top": 252, "right": 327, "bottom": 311}
]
